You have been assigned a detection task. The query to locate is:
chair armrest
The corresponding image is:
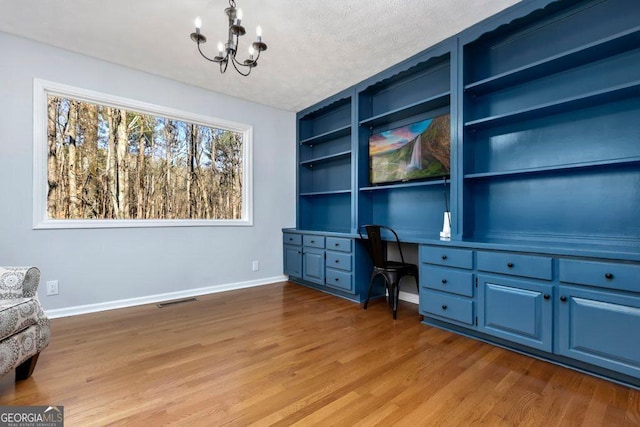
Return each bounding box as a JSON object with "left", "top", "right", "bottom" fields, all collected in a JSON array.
[{"left": 0, "top": 267, "right": 41, "bottom": 298}]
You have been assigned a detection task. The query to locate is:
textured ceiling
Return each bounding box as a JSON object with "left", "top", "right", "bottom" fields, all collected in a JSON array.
[{"left": 0, "top": 0, "right": 521, "bottom": 112}]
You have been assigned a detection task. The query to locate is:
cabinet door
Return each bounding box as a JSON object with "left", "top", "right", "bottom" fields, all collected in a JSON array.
[
  {"left": 303, "top": 248, "right": 325, "bottom": 285},
  {"left": 478, "top": 275, "right": 553, "bottom": 352},
  {"left": 558, "top": 286, "right": 640, "bottom": 378},
  {"left": 284, "top": 245, "right": 302, "bottom": 278}
]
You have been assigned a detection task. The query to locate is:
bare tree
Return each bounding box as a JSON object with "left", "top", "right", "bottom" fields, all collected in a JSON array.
[{"left": 47, "top": 98, "right": 243, "bottom": 221}]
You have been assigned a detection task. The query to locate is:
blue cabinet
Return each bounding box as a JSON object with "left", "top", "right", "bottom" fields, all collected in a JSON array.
[
  {"left": 477, "top": 275, "right": 553, "bottom": 352},
  {"left": 558, "top": 286, "right": 640, "bottom": 378},
  {"left": 302, "top": 247, "right": 325, "bottom": 285},
  {"left": 419, "top": 245, "right": 475, "bottom": 326},
  {"left": 283, "top": 230, "right": 375, "bottom": 301},
  {"left": 420, "top": 290, "right": 474, "bottom": 325},
  {"left": 283, "top": 232, "right": 303, "bottom": 278},
  {"left": 283, "top": 245, "right": 302, "bottom": 278},
  {"left": 325, "top": 237, "right": 354, "bottom": 293}
]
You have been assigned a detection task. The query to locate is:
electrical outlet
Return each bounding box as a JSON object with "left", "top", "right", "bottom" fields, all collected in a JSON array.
[
  {"left": 252, "top": 260, "right": 259, "bottom": 271},
  {"left": 46, "top": 280, "right": 59, "bottom": 296}
]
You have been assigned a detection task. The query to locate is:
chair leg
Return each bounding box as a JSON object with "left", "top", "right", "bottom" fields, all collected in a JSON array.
[
  {"left": 392, "top": 283, "right": 400, "bottom": 319},
  {"left": 363, "top": 273, "right": 377, "bottom": 310},
  {"left": 15, "top": 353, "right": 40, "bottom": 381}
]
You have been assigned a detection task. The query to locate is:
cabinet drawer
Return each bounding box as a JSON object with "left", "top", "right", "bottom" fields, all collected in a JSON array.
[
  {"left": 477, "top": 251, "right": 552, "bottom": 280},
  {"left": 303, "top": 235, "right": 325, "bottom": 248},
  {"left": 325, "top": 269, "right": 353, "bottom": 293},
  {"left": 420, "top": 265, "right": 474, "bottom": 297},
  {"left": 559, "top": 259, "right": 640, "bottom": 293},
  {"left": 283, "top": 233, "right": 301, "bottom": 246},
  {"left": 326, "top": 237, "right": 352, "bottom": 253},
  {"left": 420, "top": 290, "right": 474, "bottom": 325},
  {"left": 420, "top": 246, "right": 473, "bottom": 269},
  {"left": 326, "top": 252, "right": 352, "bottom": 272}
]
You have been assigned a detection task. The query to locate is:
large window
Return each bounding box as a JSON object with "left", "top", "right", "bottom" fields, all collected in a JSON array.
[{"left": 33, "top": 79, "right": 252, "bottom": 228}]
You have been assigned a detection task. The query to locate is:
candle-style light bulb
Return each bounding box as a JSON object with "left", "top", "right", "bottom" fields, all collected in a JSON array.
[
  {"left": 217, "top": 42, "right": 225, "bottom": 57},
  {"left": 195, "top": 16, "right": 202, "bottom": 31},
  {"left": 256, "top": 25, "right": 262, "bottom": 42},
  {"left": 249, "top": 46, "right": 255, "bottom": 60},
  {"left": 235, "top": 8, "right": 243, "bottom": 25}
]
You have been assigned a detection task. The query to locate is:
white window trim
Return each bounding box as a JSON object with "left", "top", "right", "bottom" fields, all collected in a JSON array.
[{"left": 32, "top": 78, "right": 253, "bottom": 229}]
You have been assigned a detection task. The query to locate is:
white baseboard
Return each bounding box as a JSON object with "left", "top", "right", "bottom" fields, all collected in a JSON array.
[
  {"left": 398, "top": 290, "right": 419, "bottom": 305},
  {"left": 384, "top": 290, "right": 419, "bottom": 305},
  {"left": 46, "top": 275, "right": 287, "bottom": 319}
]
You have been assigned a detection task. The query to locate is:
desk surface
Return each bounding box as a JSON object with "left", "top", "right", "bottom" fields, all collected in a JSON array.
[{"left": 283, "top": 228, "right": 640, "bottom": 262}]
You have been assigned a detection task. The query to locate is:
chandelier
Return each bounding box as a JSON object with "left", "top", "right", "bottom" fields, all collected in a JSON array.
[{"left": 190, "top": 0, "right": 267, "bottom": 77}]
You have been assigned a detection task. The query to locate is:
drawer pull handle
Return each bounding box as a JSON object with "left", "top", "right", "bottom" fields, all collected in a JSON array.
[
  {"left": 334, "top": 278, "right": 339, "bottom": 282},
  {"left": 543, "top": 294, "right": 550, "bottom": 300},
  {"left": 335, "top": 243, "right": 339, "bottom": 247},
  {"left": 310, "top": 240, "right": 315, "bottom": 243},
  {"left": 441, "top": 255, "right": 448, "bottom": 260},
  {"left": 441, "top": 279, "right": 447, "bottom": 284},
  {"left": 289, "top": 238, "right": 293, "bottom": 241},
  {"left": 441, "top": 304, "right": 447, "bottom": 310},
  {"left": 507, "top": 262, "right": 514, "bottom": 268},
  {"left": 560, "top": 296, "right": 567, "bottom": 302},
  {"left": 335, "top": 260, "right": 339, "bottom": 263},
  {"left": 605, "top": 273, "right": 614, "bottom": 280}
]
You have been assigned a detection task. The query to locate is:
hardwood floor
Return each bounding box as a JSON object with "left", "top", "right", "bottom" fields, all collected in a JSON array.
[{"left": 1, "top": 282, "right": 638, "bottom": 426}]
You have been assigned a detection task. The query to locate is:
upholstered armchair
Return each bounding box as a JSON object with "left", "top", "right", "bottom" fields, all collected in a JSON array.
[{"left": 0, "top": 267, "right": 51, "bottom": 380}]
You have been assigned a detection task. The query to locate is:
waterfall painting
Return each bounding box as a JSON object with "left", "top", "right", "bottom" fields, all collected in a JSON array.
[{"left": 369, "top": 114, "right": 450, "bottom": 185}]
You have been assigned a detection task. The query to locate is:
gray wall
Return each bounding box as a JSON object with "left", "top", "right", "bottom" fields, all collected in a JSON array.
[{"left": 0, "top": 32, "right": 296, "bottom": 314}]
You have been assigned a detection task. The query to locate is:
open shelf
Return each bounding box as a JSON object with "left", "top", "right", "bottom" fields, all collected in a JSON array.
[
  {"left": 465, "top": 26, "right": 640, "bottom": 95},
  {"left": 464, "top": 156, "right": 640, "bottom": 180},
  {"left": 300, "top": 189, "right": 352, "bottom": 197},
  {"left": 360, "top": 178, "right": 449, "bottom": 192},
  {"left": 359, "top": 92, "right": 450, "bottom": 128},
  {"left": 299, "top": 151, "right": 351, "bottom": 167},
  {"left": 299, "top": 125, "right": 351, "bottom": 146},
  {"left": 465, "top": 80, "right": 640, "bottom": 130}
]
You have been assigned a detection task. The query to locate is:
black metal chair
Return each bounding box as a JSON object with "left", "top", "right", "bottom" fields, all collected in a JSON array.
[{"left": 359, "top": 225, "right": 419, "bottom": 319}]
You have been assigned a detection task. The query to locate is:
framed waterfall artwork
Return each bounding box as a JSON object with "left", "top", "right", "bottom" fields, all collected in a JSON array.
[{"left": 368, "top": 113, "right": 450, "bottom": 185}]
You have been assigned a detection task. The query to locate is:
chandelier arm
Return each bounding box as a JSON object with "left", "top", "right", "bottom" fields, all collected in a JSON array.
[
  {"left": 197, "top": 43, "right": 220, "bottom": 63},
  {"left": 231, "top": 54, "right": 251, "bottom": 68},
  {"left": 220, "top": 60, "right": 229, "bottom": 74},
  {"left": 231, "top": 59, "right": 252, "bottom": 76}
]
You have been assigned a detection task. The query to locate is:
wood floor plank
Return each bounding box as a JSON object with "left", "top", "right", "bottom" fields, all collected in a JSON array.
[{"left": 0, "top": 282, "right": 638, "bottom": 425}]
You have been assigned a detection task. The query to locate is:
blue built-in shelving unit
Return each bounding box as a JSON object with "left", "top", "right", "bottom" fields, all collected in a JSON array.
[
  {"left": 286, "top": 0, "right": 640, "bottom": 388},
  {"left": 460, "top": 0, "right": 640, "bottom": 252}
]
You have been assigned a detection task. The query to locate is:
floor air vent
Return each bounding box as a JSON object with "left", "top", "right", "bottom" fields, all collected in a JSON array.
[{"left": 157, "top": 297, "right": 198, "bottom": 308}]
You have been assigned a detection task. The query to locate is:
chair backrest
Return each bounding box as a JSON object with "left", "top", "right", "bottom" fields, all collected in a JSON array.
[{"left": 359, "top": 225, "right": 405, "bottom": 268}]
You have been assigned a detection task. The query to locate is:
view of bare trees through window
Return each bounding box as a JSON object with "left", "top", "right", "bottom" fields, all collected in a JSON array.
[{"left": 46, "top": 96, "right": 244, "bottom": 220}]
